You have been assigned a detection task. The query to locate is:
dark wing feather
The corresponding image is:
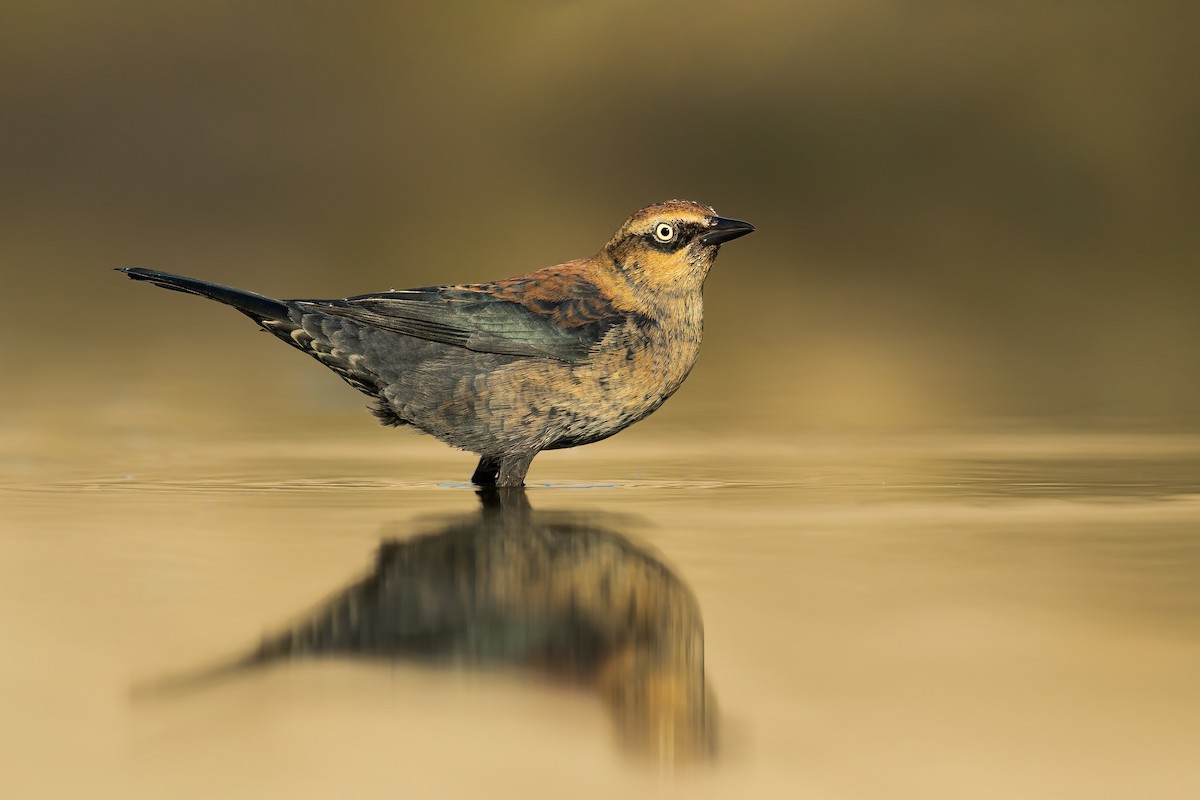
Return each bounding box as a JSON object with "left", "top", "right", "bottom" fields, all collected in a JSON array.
[{"left": 294, "top": 282, "right": 628, "bottom": 363}]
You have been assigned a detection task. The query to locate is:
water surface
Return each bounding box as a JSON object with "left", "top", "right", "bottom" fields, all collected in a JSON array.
[{"left": 2, "top": 431, "right": 1198, "bottom": 798}]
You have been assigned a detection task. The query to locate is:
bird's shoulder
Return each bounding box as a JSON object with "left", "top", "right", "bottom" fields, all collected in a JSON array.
[{"left": 469, "top": 259, "right": 638, "bottom": 328}]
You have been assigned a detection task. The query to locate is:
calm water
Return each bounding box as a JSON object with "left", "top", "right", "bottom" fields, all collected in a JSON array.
[{"left": 2, "top": 430, "right": 1198, "bottom": 799}]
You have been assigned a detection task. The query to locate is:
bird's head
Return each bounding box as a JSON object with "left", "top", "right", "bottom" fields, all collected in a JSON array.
[{"left": 601, "top": 200, "right": 755, "bottom": 294}]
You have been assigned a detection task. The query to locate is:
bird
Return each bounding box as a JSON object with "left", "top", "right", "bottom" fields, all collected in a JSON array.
[{"left": 119, "top": 200, "right": 754, "bottom": 486}]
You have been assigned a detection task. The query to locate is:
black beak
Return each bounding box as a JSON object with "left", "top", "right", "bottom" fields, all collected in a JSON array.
[{"left": 700, "top": 216, "right": 756, "bottom": 246}]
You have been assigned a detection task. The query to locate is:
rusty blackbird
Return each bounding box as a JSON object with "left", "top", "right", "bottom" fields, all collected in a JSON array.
[{"left": 119, "top": 200, "right": 754, "bottom": 486}]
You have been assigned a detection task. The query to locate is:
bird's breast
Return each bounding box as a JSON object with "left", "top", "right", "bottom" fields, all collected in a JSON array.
[
  {"left": 472, "top": 299, "right": 703, "bottom": 452},
  {"left": 587, "top": 314, "right": 703, "bottom": 409}
]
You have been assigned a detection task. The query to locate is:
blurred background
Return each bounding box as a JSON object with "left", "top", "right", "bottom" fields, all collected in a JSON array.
[{"left": 2, "top": 0, "right": 1197, "bottom": 439}]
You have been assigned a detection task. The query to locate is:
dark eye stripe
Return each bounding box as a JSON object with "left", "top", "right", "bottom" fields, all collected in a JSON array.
[{"left": 636, "top": 221, "right": 704, "bottom": 252}]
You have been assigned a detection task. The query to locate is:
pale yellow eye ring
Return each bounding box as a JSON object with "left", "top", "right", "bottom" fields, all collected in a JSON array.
[{"left": 653, "top": 222, "right": 675, "bottom": 243}]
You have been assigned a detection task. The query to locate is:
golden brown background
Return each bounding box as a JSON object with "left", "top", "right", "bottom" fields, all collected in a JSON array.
[{"left": 2, "top": 0, "right": 1197, "bottom": 436}]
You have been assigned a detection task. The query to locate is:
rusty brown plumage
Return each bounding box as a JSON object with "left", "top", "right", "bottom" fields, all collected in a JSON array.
[
  {"left": 119, "top": 200, "right": 755, "bottom": 486},
  {"left": 482, "top": 260, "right": 626, "bottom": 328}
]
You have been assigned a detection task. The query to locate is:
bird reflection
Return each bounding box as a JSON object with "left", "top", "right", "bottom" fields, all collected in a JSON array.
[{"left": 152, "top": 488, "right": 716, "bottom": 764}]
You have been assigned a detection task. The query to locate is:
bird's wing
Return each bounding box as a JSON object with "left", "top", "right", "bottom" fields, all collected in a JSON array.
[{"left": 293, "top": 274, "right": 632, "bottom": 363}]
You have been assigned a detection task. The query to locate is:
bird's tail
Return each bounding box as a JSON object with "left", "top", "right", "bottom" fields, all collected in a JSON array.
[{"left": 118, "top": 267, "right": 288, "bottom": 322}]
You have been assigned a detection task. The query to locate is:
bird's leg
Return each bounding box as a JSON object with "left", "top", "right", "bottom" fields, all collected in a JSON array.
[
  {"left": 496, "top": 453, "right": 536, "bottom": 488},
  {"left": 471, "top": 456, "right": 501, "bottom": 486},
  {"left": 475, "top": 486, "right": 533, "bottom": 514}
]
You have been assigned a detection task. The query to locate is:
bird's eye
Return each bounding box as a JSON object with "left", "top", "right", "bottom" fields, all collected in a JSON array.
[{"left": 653, "top": 222, "right": 675, "bottom": 243}]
